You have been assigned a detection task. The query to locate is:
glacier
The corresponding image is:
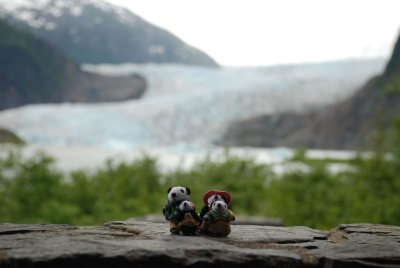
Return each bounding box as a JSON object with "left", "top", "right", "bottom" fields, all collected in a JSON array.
[
  {"left": 0, "top": 59, "right": 385, "bottom": 171},
  {"left": 0, "top": 59, "right": 386, "bottom": 150}
]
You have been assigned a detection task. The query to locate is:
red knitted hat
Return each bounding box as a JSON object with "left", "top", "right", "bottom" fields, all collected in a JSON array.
[{"left": 202, "top": 190, "right": 232, "bottom": 206}]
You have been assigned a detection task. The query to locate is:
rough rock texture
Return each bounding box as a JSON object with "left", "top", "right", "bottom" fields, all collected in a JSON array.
[
  {"left": 129, "top": 214, "right": 284, "bottom": 226},
  {"left": 0, "top": 222, "right": 399, "bottom": 268}
]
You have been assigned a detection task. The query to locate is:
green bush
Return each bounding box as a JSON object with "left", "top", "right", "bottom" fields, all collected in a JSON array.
[
  {"left": 266, "top": 163, "right": 354, "bottom": 229},
  {"left": 0, "top": 148, "right": 164, "bottom": 225},
  {"left": 0, "top": 148, "right": 64, "bottom": 223},
  {"left": 264, "top": 115, "right": 400, "bottom": 228},
  {"left": 0, "top": 139, "right": 399, "bottom": 229}
]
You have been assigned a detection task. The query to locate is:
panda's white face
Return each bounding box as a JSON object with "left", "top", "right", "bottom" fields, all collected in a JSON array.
[
  {"left": 207, "top": 194, "right": 224, "bottom": 206},
  {"left": 179, "top": 201, "right": 195, "bottom": 212},
  {"left": 167, "top": 186, "right": 190, "bottom": 204},
  {"left": 211, "top": 200, "right": 228, "bottom": 213}
]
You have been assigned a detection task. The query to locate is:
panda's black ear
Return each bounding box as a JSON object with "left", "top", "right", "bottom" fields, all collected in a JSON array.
[
  {"left": 167, "top": 187, "right": 172, "bottom": 193},
  {"left": 186, "top": 187, "right": 191, "bottom": 195}
]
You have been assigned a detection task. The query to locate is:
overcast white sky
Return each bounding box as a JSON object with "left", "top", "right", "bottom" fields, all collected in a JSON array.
[{"left": 108, "top": 0, "right": 399, "bottom": 67}]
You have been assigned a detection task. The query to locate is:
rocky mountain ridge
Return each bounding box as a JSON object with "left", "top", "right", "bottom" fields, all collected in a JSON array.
[
  {"left": 221, "top": 33, "right": 400, "bottom": 150},
  {"left": 0, "top": 0, "right": 218, "bottom": 66},
  {"left": 0, "top": 19, "right": 146, "bottom": 111}
]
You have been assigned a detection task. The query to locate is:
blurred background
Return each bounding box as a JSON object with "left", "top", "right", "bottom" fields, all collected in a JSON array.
[{"left": 0, "top": 0, "right": 399, "bottom": 229}]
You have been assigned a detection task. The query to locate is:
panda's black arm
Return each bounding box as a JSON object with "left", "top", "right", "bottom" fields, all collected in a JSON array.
[
  {"left": 162, "top": 208, "right": 169, "bottom": 220},
  {"left": 191, "top": 211, "right": 201, "bottom": 222},
  {"left": 199, "top": 206, "right": 209, "bottom": 220},
  {"left": 176, "top": 211, "right": 184, "bottom": 222}
]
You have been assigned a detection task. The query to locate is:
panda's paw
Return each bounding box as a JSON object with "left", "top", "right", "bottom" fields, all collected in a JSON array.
[
  {"left": 196, "top": 228, "right": 209, "bottom": 235},
  {"left": 180, "top": 225, "right": 197, "bottom": 236},
  {"left": 170, "top": 227, "right": 180, "bottom": 235}
]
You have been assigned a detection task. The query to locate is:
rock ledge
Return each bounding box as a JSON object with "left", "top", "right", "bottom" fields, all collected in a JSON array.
[{"left": 0, "top": 222, "right": 399, "bottom": 268}]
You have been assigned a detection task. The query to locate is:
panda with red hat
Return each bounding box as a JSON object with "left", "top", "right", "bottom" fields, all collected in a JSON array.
[
  {"left": 199, "top": 190, "right": 231, "bottom": 220},
  {"left": 197, "top": 190, "right": 235, "bottom": 236}
]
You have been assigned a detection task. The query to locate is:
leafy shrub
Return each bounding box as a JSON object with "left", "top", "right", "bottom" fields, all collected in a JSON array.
[{"left": 0, "top": 140, "right": 399, "bottom": 229}]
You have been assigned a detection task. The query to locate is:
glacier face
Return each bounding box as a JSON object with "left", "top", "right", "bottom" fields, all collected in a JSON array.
[{"left": 0, "top": 59, "right": 386, "bottom": 150}]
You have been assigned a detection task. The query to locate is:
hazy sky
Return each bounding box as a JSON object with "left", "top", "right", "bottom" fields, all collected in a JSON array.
[{"left": 108, "top": 0, "right": 399, "bottom": 66}]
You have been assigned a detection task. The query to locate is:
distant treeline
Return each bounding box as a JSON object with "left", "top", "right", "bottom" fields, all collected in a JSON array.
[{"left": 1, "top": 116, "right": 399, "bottom": 229}]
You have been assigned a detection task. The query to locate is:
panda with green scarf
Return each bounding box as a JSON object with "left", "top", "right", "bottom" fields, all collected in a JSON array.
[{"left": 198, "top": 190, "right": 235, "bottom": 236}]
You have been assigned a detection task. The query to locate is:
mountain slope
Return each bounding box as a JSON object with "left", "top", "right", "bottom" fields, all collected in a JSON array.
[
  {"left": 0, "top": 127, "right": 24, "bottom": 144},
  {"left": 0, "top": 0, "right": 218, "bottom": 67},
  {"left": 221, "top": 34, "right": 400, "bottom": 150},
  {"left": 0, "top": 19, "right": 146, "bottom": 111}
]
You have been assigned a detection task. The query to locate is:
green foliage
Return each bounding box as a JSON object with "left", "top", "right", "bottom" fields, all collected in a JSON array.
[
  {"left": 1, "top": 143, "right": 399, "bottom": 229},
  {"left": 265, "top": 113, "right": 400, "bottom": 229},
  {"left": 0, "top": 150, "right": 165, "bottom": 225},
  {"left": 0, "top": 148, "right": 64, "bottom": 223},
  {"left": 163, "top": 152, "right": 272, "bottom": 215},
  {"left": 1, "top": 114, "right": 400, "bottom": 229},
  {"left": 266, "top": 163, "right": 354, "bottom": 229},
  {"left": 383, "top": 75, "right": 400, "bottom": 94}
]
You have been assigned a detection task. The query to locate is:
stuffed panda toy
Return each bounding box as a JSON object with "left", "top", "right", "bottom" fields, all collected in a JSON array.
[
  {"left": 162, "top": 186, "right": 191, "bottom": 234},
  {"left": 199, "top": 190, "right": 232, "bottom": 222},
  {"left": 176, "top": 200, "right": 201, "bottom": 235},
  {"left": 200, "top": 200, "right": 235, "bottom": 237}
]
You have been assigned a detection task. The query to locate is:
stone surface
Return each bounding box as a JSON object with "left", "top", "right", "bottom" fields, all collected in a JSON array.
[
  {"left": 0, "top": 222, "right": 399, "bottom": 268},
  {"left": 129, "top": 214, "right": 284, "bottom": 226}
]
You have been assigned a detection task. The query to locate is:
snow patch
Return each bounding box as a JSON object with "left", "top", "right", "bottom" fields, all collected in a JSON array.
[
  {"left": 46, "top": 6, "right": 63, "bottom": 17},
  {"left": 17, "top": 10, "right": 35, "bottom": 22},
  {"left": 0, "top": 0, "right": 139, "bottom": 28},
  {"left": 27, "top": 16, "right": 47, "bottom": 28},
  {"left": 112, "top": 6, "right": 137, "bottom": 26},
  {"left": 149, "top": 45, "right": 166, "bottom": 56},
  {"left": 44, "top": 21, "right": 56, "bottom": 30},
  {"left": 70, "top": 6, "right": 83, "bottom": 17}
]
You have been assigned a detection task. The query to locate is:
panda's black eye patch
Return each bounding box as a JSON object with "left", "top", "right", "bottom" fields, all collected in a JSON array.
[{"left": 180, "top": 189, "right": 184, "bottom": 193}]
